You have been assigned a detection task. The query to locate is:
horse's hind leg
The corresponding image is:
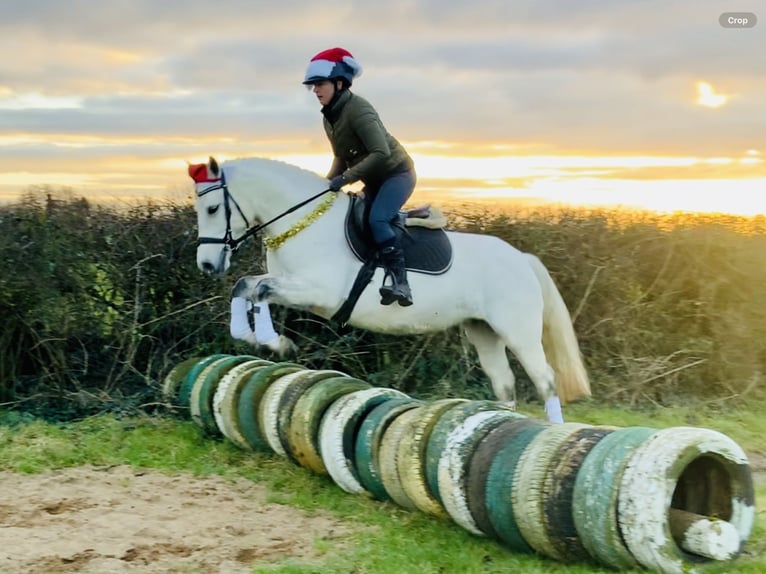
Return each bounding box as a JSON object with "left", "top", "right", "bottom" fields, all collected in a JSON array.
[
  {"left": 463, "top": 320, "right": 517, "bottom": 405},
  {"left": 503, "top": 337, "right": 564, "bottom": 424}
]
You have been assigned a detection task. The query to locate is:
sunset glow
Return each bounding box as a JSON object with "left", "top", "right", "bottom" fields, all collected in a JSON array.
[{"left": 1, "top": 2, "right": 762, "bottom": 221}]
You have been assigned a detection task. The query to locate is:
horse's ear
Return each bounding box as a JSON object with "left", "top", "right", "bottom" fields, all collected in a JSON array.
[{"left": 209, "top": 156, "right": 219, "bottom": 176}]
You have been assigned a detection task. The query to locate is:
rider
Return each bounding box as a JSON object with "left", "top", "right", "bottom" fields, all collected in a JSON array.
[{"left": 302, "top": 47, "right": 416, "bottom": 307}]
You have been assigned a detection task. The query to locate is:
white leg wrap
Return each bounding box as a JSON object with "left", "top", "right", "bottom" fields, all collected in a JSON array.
[
  {"left": 230, "top": 298, "right": 279, "bottom": 346},
  {"left": 229, "top": 297, "right": 254, "bottom": 342},
  {"left": 252, "top": 301, "right": 279, "bottom": 345},
  {"left": 544, "top": 396, "right": 564, "bottom": 424}
]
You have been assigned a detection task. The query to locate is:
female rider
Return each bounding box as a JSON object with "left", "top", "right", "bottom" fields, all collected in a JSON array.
[{"left": 303, "top": 47, "right": 416, "bottom": 307}]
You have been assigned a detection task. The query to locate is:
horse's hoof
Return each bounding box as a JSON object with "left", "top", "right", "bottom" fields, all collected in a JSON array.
[{"left": 265, "top": 335, "right": 298, "bottom": 358}]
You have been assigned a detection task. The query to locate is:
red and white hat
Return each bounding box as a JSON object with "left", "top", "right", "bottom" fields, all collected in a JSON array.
[{"left": 302, "top": 47, "right": 363, "bottom": 85}]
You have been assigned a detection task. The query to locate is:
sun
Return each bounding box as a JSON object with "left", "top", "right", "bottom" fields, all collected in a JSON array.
[{"left": 695, "top": 81, "right": 731, "bottom": 108}]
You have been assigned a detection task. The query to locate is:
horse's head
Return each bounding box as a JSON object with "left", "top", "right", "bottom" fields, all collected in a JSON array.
[{"left": 189, "top": 157, "right": 248, "bottom": 275}]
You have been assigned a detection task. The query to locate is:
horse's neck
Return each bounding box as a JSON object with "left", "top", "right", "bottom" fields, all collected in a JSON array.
[
  {"left": 228, "top": 160, "right": 328, "bottom": 236},
  {"left": 226, "top": 160, "right": 350, "bottom": 259}
]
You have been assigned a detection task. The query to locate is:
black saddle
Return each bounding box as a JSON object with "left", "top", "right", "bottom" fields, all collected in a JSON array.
[
  {"left": 331, "top": 195, "right": 452, "bottom": 325},
  {"left": 344, "top": 194, "right": 452, "bottom": 274}
]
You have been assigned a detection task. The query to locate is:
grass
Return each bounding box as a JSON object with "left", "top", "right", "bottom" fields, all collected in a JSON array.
[{"left": 1, "top": 402, "right": 764, "bottom": 574}]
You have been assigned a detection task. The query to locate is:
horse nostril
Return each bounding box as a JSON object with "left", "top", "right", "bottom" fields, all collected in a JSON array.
[{"left": 201, "top": 261, "right": 216, "bottom": 275}]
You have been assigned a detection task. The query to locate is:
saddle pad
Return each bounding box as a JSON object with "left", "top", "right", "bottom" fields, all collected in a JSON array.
[{"left": 344, "top": 195, "right": 452, "bottom": 275}]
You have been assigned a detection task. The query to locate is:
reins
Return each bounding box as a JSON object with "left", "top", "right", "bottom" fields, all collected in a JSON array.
[{"left": 197, "top": 169, "right": 332, "bottom": 252}]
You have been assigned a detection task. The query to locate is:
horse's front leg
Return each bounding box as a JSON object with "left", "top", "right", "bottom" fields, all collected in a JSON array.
[
  {"left": 232, "top": 274, "right": 334, "bottom": 309},
  {"left": 231, "top": 274, "right": 306, "bottom": 358}
]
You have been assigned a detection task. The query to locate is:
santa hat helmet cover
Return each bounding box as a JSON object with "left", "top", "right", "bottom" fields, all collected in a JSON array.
[{"left": 303, "top": 47, "right": 363, "bottom": 86}]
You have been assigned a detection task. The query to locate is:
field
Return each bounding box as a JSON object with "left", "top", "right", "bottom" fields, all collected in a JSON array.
[{"left": 0, "top": 400, "right": 763, "bottom": 574}]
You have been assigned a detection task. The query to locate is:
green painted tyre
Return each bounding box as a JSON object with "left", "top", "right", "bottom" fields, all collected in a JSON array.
[
  {"left": 542, "top": 426, "right": 614, "bottom": 562},
  {"left": 237, "top": 362, "right": 303, "bottom": 452},
  {"left": 190, "top": 355, "right": 256, "bottom": 436},
  {"left": 178, "top": 354, "right": 230, "bottom": 412},
  {"left": 485, "top": 424, "right": 547, "bottom": 553},
  {"left": 354, "top": 398, "right": 423, "bottom": 501},
  {"left": 572, "top": 426, "right": 657, "bottom": 570},
  {"left": 466, "top": 418, "right": 544, "bottom": 539},
  {"left": 286, "top": 376, "right": 372, "bottom": 475},
  {"left": 212, "top": 359, "right": 273, "bottom": 449},
  {"left": 162, "top": 356, "right": 203, "bottom": 405}
]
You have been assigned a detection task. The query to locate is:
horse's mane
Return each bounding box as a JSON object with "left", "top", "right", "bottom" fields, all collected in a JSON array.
[{"left": 222, "top": 157, "right": 325, "bottom": 189}]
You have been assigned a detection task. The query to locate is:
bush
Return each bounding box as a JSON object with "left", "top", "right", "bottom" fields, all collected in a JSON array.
[{"left": 1, "top": 190, "right": 764, "bottom": 419}]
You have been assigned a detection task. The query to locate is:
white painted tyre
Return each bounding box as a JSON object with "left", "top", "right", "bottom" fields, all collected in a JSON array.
[
  {"left": 618, "top": 426, "right": 755, "bottom": 574},
  {"left": 318, "top": 388, "right": 408, "bottom": 495},
  {"left": 212, "top": 359, "right": 271, "bottom": 448},
  {"left": 259, "top": 369, "right": 316, "bottom": 456}
]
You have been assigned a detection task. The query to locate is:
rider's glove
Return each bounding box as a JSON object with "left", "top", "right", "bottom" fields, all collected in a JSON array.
[{"left": 328, "top": 174, "right": 346, "bottom": 192}]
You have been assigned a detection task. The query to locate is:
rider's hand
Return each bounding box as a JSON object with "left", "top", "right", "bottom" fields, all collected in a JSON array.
[{"left": 328, "top": 174, "right": 346, "bottom": 192}]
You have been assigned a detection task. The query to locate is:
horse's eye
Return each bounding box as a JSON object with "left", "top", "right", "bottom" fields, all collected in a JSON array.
[{"left": 207, "top": 204, "right": 220, "bottom": 215}]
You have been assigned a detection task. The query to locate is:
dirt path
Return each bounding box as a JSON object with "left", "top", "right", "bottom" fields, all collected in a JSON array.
[{"left": 0, "top": 466, "right": 355, "bottom": 574}]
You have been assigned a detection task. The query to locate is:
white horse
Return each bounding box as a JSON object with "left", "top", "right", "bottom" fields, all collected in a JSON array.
[{"left": 189, "top": 156, "right": 590, "bottom": 423}]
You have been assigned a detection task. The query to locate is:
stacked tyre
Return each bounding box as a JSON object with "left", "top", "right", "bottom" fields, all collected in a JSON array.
[{"left": 163, "top": 354, "right": 756, "bottom": 574}]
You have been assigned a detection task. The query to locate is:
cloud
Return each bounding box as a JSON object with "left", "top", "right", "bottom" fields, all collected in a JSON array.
[{"left": 0, "top": 0, "right": 764, "bottom": 202}]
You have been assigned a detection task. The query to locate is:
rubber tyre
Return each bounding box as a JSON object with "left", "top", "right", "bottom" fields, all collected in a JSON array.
[
  {"left": 466, "top": 418, "right": 545, "bottom": 539},
  {"left": 424, "top": 400, "right": 505, "bottom": 503},
  {"left": 398, "top": 398, "right": 468, "bottom": 517},
  {"left": 542, "top": 425, "right": 614, "bottom": 562},
  {"left": 572, "top": 426, "right": 657, "bottom": 570},
  {"left": 276, "top": 370, "right": 348, "bottom": 465},
  {"left": 354, "top": 398, "right": 423, "bottom": 501},
  {"left": 260, "top": 369, "right": 319, "bottom": 456},
  {"left": 617, "top": 426, "right": 755, "bottom": 574},
  {"left": 190, "top": 355, "right": 254, "bottom": 435},
  {"left": 378, "top": 406, "right": 425, "bottom": 510},
  {"left": 438, "top": 410, "right": 525, "bottom": 535},
  {"left": 237, "top": 362, "right": 303, "bottom": 452},
  {"left": 318, "top": 388, "right": 408, "bottom": 494},
  {"left": 485, "top": 424, "right": 547, "bottom": 553},
  {"left": 162, "top": 356, "right": 203, "bottom": 404},
  {"left": 286, "top": 376, "right": 372, "bottom": 475},
  {"left": 511, "top": 423, "right": 590, "bottom": 559},
  {"left": 212, "top": 359, "right": 272, "bottom": 448},
  {"left": 178, "top": 354, "right": 230, "bottom": 413}
]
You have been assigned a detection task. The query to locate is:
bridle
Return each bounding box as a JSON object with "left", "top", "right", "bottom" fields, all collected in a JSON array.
[{"left": 196, "top": 169, "right": 332, "bottom": 253}]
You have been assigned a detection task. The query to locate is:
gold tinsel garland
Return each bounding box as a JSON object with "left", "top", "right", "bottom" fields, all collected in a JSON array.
[{"left": 263, "top": 193, "right": 338, "bottom": 251}]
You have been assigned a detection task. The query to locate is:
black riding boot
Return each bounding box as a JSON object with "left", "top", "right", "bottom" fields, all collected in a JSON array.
[{"left": 379, "top": 246, "right": 413, "bottom": 307}]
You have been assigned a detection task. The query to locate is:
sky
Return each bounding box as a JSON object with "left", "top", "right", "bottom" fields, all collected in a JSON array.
[{"left": 0, "top": 0, "right": 764, "bottom": 215}]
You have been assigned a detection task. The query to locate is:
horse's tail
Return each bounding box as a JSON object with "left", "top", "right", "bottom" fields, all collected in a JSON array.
[{"left": 525, "top": 254, "right": 591, "bottom": 403}]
